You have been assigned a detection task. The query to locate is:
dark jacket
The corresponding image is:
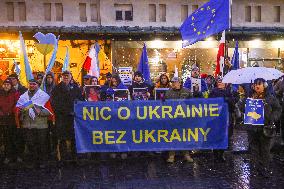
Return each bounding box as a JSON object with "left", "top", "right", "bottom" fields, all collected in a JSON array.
[
  {"left": 15, "top": 83, "right": 27, "bottom": 95},
  {"left": 209, "top": 86, "right": 239, "bottom": 113},
  {"left": 44, "top": 71, "right": 56, "bottom": 96},
  {"left": 165, "top": 88, "right": 191, "bottom": 99},
  {"left": 128, "top": 81, "right": 152, "bottom": 99},
  {"left": 0, "top": 88, "right": 19, "bottom": 125},
  {"left": 51, "top": 82, "right": 83, "bottom": 116}
]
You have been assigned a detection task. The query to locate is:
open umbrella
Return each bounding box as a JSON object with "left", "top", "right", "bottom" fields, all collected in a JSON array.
[{"left": 222, "top": 67, "right": 283, "bottom": 84}]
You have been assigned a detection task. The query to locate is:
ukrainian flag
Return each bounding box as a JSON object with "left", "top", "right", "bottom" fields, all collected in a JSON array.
[
  {"left": 22, "top": 100, "right": 34, "bottom": 110},
  {"left": 19, "top": 31, "right": 34, "bottom": 86}
]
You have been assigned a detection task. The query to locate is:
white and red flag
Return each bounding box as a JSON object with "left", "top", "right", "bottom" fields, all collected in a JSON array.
[
  {"left": 83, "top": 43, "right": 100, "bottom": 78},
  {"left": 215, "top": 31, "right": 225, "bottom": 77}
]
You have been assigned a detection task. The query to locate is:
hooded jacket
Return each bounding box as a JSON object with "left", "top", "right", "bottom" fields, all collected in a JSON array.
[{"left": 44, "top": 71, "right": 56, "bottom": 96}]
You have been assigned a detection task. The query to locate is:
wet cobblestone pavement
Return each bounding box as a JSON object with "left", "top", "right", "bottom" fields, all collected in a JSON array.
[{"left": 0, "top": 130, "right": 284, "bottom": 189}]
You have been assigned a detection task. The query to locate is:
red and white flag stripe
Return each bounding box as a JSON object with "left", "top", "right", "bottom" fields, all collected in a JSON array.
[{"left": 215, "top": 31, "right": 225, "bottom": 77}]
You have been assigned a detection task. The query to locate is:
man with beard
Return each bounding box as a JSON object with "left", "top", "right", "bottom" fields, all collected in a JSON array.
[{"left": 16, "top": 79, "right": 53, "bottom": 168}]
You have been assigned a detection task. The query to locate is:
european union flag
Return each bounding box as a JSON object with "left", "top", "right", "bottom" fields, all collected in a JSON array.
[
  {"left": 180, "top": 0, "right": 230, "bottom": 46},
  {"left": 137, "top": 44, "right": 151, "bottom": 84},
  {"left": 231, "top": 41, "right": 239, "bottom": 70}
]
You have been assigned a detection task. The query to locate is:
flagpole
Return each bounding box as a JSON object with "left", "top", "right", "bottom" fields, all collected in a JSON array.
[
  {"left": 223, "top": 30, "right": 226, "bottom": 78},
  {"left": 229, "top": 0, "right": 232, "bottom": 29}
]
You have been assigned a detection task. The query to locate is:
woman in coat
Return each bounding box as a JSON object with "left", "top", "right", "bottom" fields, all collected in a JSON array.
[
  {"left": 0, "top": 79, "right": 20, "bottom": 164},
  {"left": 240, "top": 78, "right": 281, "bottom": 177}
]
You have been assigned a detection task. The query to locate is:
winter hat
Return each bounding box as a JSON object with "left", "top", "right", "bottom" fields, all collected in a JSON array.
[
  {"left": 83, "top": 75, "right": 92, "bottom": 79},
  {"left": 106, "top": 72, "right": 112, "bottom": 78},
  {"left": 171, "top": 77, "right": 181, "bottom": 83},
  {"left": 3, "top": 78, "right": 13, "bottom": 85},
  {"left": 191, "top": 64, "right": 199, "bottom": 71},
  {"left": 62, "top": 70, "right": 71, "bottom": 75},
  {"left": 37, "top": 73, "right": 44, "bottom": 80},
  {"left": 8, "top": 73, "right": 18, "bottom": 80},
  {"left": 46, "top": 71, "right": 54, "bottom": 78},
  {"left": 200, "top": 73, "right": 208, "bottom": 79},
  {"left": 28, "top": 79, "right": 40, "bottom": 85}
]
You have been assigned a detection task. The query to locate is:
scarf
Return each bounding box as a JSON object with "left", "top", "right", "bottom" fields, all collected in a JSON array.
[{"left": 16, "top": 89, "right": 51, "bottom": 120}]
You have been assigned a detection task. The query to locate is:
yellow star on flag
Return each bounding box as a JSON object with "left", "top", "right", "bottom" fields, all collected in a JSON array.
[{"left": 197, "top": 31, "right": 201, "bottom": 35}]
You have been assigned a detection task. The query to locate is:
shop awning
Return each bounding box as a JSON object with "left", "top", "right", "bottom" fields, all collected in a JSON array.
[{"left": 0, "top": 26, "right": 284, "bottom": 41}]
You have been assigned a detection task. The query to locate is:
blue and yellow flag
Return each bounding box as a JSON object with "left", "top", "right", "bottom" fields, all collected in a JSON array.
[
  {"left": 62, "top": 46, "right": 70, "bottom": 72},
  {"left": 19, "top": 31, "right": 34, "bottom": 86},
  {"left": 180, "top": 0, "right": 230, "bottom": 47}
]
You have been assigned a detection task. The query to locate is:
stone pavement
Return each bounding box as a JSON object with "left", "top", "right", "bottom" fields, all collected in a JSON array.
[{"left": 0, "top": 130, "right": 283, "bottom": 189}]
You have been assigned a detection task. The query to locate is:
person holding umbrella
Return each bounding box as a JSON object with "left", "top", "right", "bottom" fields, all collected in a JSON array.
[{"left": 239, "top": 78, "right": 281, "bottom": 177}]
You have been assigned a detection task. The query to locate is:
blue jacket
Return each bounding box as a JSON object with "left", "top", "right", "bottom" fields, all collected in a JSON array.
[{"left": 183, "top": 77, "right": 208, "bottom": 93}]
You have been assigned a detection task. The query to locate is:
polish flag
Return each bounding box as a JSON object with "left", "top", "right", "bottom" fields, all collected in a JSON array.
[
  {"left": 83, "top": 43, "right": 100, "bottom": 78},
  {"left": 215, "top": 31, "right": 225, "bottom": 77}
]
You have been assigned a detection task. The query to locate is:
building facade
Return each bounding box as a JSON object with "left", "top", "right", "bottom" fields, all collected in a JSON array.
[{"left": 0, "top": 0, "right": 284, "bottom": 82}]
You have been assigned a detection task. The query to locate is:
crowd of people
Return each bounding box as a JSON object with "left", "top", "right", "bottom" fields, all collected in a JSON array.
[{"left": 0, "top": 65, "right": 283, "bottom": 177}]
